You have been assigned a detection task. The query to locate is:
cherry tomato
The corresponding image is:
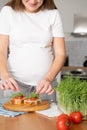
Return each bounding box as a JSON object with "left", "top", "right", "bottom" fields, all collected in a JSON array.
[
  {"left": 20, "top": 95, "right": 25, "bottom": 99},
  {"left": 17, "top": 95, "right": 24, "bottom": 98},
  {"left": 56, "top": 117, "right": 71, "bottom": 130},
  {"left": 70, "top": 111, "right": 83, "bottom": 123},
  {"left": 28, "top": 98, "right": 37, "bottom": 101}
]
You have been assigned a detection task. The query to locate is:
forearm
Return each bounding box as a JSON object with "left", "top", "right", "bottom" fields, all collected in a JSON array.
[
  {"left": 0, "top": 35, "right": 10, "bottom": 79},
  {"left": 0, "top": 53, "right": 9, "bottom": 79},
  {"left": 44, "top": 37, "right": 66, "bottom": 82},
  {"left": 0, "top": 53, "right": 20, "bottom": 91},
  {"left": 44, "top": 54, "right": 65, "bottom": 82}
]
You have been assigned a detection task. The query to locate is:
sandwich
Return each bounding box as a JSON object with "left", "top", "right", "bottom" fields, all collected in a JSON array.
[
  {"left": 10, "top": 92, "right": 41, "bottom": 105},
  {"left": 24, "top": 92, "right": 41, "bottom": 105},
  {"left": 10, "top": 92, "right": 25, "bottom": 105}
]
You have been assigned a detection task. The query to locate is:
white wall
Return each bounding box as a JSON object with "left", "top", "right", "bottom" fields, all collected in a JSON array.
[
  {"left": 0, "top": 0, "right": 9, "bottom": 10},
  {"left": 54, "top": 0, "right": 87, "bottom": 33}
]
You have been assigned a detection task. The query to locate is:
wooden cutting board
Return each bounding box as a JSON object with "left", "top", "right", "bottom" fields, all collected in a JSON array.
[{"left": 3, "top": 100, "right": 50, "bottom": 112}]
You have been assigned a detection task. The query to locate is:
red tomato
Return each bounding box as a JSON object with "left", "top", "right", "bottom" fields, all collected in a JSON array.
[
  {"left": 20, "top": 95, "right": 25, "bottom": 99},
  {"left": 70, "top": 111, "right": 83, "bottom": 124},
  {"left": 56, "top": 117, "right": 71, "bottom": 130},
  {"left": 57, "top": 114, "right": 70, "bottom": 121},
  {"left": 28, "top": 98, "right": 37, "bottom": 101},
  {"left": 15, "top": 95, "right": 24, "bottom": 99}
]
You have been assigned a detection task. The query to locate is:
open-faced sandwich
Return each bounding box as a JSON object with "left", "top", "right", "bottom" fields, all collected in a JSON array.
[
  {"left": 10, "top": 92, "right": 41, "bottom": 106},
  {"left": 10, "top": 92, "right": 25, "bottom": 105},
  {"left": 24, "top": 92, "right": 41, "bottom": 105}
]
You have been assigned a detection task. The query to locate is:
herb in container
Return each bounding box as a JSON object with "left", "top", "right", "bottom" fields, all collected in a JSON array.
[{"left": 55, "top": 75, "right": 87, "bottom": 119}]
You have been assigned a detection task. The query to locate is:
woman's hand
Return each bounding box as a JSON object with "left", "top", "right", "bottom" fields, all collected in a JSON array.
[
  {"left": 36, "top": 79, "right": 54, "bottom": 95},
  {"left": 0, "top": 76, "right": 20, "bottom": 92}
]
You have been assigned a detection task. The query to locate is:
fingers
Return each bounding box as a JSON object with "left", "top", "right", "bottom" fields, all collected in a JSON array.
[
  {"left": 8, "top": 78, "right": 20, "bottom": 91},
  {"left": 5, "top": 79, "right": 16, "bottom": 91},
  {"left": 45, "top": 85, "right": 54, "bottom": 95},
  {"left": 0, "top": 84, "right": 5, "bottom": 90},
  {"left": 2, "top": 80, "right": 10, "bottom": 89},
  {"left": 36, "top": 80, "right": 49, "bottom": 94},
  {"left": 47, "top": 89, "right": 54, "bottom": 95},
  {"left": 36, "top": 79, "right": 54, "bottom": 95},
  {"left": 0, "top": 78, "right": 20, "bottom": 92}
]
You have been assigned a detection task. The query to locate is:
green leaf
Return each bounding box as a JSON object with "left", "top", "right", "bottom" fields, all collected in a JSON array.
[
  {"left": 28, "top": 92, "right": 39, "bottom": 98},
  {"left": 10, "top": 92, "right": 25, "bottom": 99}
]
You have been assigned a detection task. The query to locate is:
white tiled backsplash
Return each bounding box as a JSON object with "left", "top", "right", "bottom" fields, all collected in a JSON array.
[{"left": 65, "top": 35, "right": 87, "bottom": 66}]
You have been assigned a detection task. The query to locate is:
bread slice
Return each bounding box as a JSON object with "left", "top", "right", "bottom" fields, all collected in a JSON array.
[{"left": 24, "top": 98, "right": 41, "bottom": 105}]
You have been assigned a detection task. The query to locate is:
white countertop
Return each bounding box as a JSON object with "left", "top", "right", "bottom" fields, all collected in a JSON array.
[{"left": 36, "top": 102, "right": 62, "bottom": 118}]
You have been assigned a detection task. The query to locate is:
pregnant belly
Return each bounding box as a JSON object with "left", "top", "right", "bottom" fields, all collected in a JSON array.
[{"left": 8, "top": 46, "right": 53, "bottom": 84}]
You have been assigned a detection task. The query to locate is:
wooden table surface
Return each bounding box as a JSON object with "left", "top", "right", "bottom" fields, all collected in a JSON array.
[{"left": 0, "top": 112, "right": 87, "bottom": 130}]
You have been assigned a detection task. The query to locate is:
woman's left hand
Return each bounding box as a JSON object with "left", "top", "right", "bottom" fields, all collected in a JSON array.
[{"left": 36, "top": 79, "right": 54, "bottom": 95}]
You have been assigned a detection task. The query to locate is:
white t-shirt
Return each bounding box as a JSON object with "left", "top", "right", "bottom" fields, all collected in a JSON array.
[{"left": 0, "top": 6, "right": 64, "bottom": 85}]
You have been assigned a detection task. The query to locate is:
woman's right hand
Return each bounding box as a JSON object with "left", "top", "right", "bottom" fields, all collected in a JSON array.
[{"left": 0, "top": 76, "right": 20, "bottom": 92}]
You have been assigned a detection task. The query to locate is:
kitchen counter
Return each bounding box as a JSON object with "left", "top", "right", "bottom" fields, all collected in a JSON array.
[
  {"left": 0, "top": 112, "right": 87, "bottom": 130},
  {"left": 62, "top": 66, "right": 87, "bottom": 71},
  {"left": 61, "top": 66, "right": 87, "bottom": 80}
]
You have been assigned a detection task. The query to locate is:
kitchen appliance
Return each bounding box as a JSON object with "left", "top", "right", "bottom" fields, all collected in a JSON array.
[
  {"left": 64, "top": 56, "right": 69, "bottom": 66},
  {"left": 71, "top": 14, "right": 87, "bottom": 37},
  {"left": 61, "top": 69, "right": 87, "bottom": 81}
]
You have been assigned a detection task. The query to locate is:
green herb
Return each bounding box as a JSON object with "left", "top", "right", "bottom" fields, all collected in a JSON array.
[
  {"left": 10, "top": 92, "right": 25, "bottom": 99},
  {"left": 28, "top": 92, "right": 39, "bottom": 98},
  {"left": 10, "top": 92, "right": 39, "bottom": 99},
  {"left": 55, "top": 75, "right": 87, "bottom": 115}
]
